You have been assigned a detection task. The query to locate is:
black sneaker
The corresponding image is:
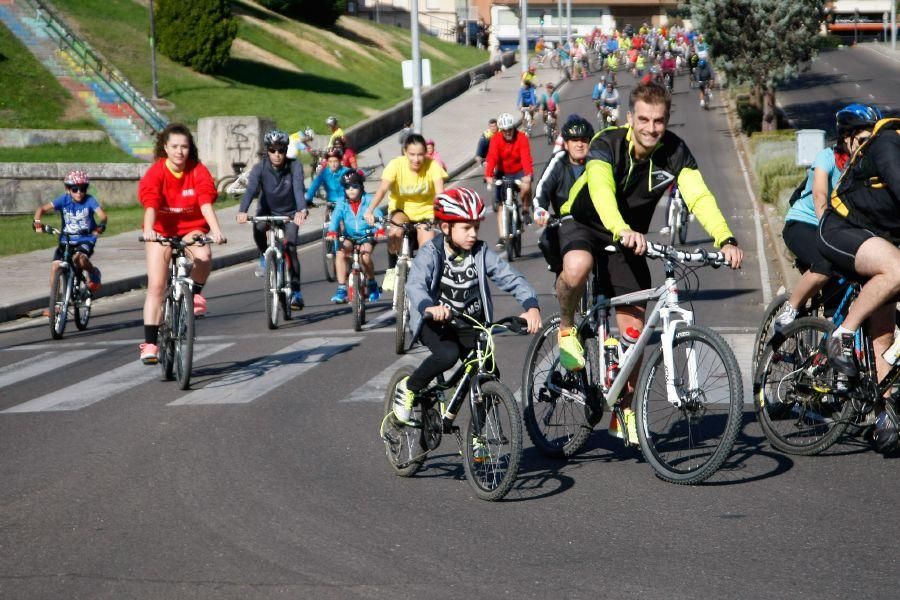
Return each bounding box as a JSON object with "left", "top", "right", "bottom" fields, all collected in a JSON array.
[{"left": 825, "top": 333, "right": 859, "bottom": 379}]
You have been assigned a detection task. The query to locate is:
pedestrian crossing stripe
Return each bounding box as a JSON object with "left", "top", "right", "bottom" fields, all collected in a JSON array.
[{"left": 0, "top": 349, "right": 104, "bottom": 391}]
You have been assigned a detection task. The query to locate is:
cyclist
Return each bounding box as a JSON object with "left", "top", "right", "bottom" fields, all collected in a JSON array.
[
  {"left": 326, "top": 169, "right": 385, "bottom": 304},
  {"left": 517, "top": 82, "right": 539, "bottom": 126},
  {"left": 364, "top": 133, "right": 447, "bottom": 292},
  {"left": 774, "top": 105, "right": 880, "bottom": 332},
  {"left": 484, "top": 112, "right": 535, "bottom": 249},
  {"left": 425, "top": 139, "right": 446, "bottom": 170},
  {"left": 325, "top": 116, "right": 344, "bottom": 147},
  {"left": 521, "top": 65, "right": 538, "bottom": 88},
  {"left": 331, "top": 136, "right": 358, "bottom": 170},
  {"left": 391, "top": 188, "right": 542, "bottom": 425},
  {"left": 604, "top": 51, "right": 619, "bottom": 83},
  {"left": 555, "top": 82, "right": 742, "bottom": 441},
  {"left": 597, "top": 81, "right": 620, "bottom": 127},
  {"left": 475, "top": 118, "right": 499, "bottom": 167},
  {"left": 286, "top": 127, "right": 315, "bottom": 161},
  {"left": 533, "top": 116, "right": 595, "bottom": 274},
  {"left": 236, "top": 129, "right": 308, "bottom": 310},
  {"left": 32, "top": 170, "right": 107, "bottom": 292},
  {"left": 661, "top": 51, "right": 677, "bottom": 91},
  {"left": 137, "top": 123, "right": 226, "bottom": 364},
  {"left": 306, "top": 148, "right": 350, "bottom": 205},
  {"left": 591, "top": 74, "right": 607, "bottom": 107},
  {"left": 538, "top": 82, "right": 561, "bottom": 128},
  {"left": 696, "top": 58, "right": 714, "bottom": 107}
]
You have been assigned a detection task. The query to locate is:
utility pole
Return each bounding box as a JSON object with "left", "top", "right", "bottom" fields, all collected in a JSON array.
[
  {"left": 375, "top": 0, "right": 380, "bottom": 24},
  {"left": 566, "top": 0, "right": 572, "bottom": 48},
  {"left": 892, "top": 0, "right": 897, "bottom": 51},
  {"left": 557, "top": 0, "right": 563, "bottom": 46},
  {"left": 411, "top": 0, "right": 423, "bottom": 133},
  {"left": 519, "top": 0, "right": 529, "bottom": 74},
  {"left": 149, "top": 0, "right": 158, "bottom": 101}
]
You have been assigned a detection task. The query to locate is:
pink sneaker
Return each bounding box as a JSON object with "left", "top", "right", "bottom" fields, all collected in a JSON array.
[
  {"left": 193, "top": 293, "right": 207, "bottom": 317},
  {"left": 140, "top": 343, "right": 159, "bottom": 365}
]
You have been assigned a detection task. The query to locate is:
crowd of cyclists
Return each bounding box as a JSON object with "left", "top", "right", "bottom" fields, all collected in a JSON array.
[{"left": 31, "top": 19, "right": 900, "bottom": 457}]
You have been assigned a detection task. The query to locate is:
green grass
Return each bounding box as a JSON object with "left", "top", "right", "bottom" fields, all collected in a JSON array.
[
  {"left": 0, "top": 196, "right": 239, "bottom": 258},
  {"left": 49, "top": 0, "right": 488, "bottom": 135},
  {"left": 0, "top": 141, "right": 142, "bottom": 162},
  {"left": 0, "top": 22, "right": 99, "bottom": 129}
]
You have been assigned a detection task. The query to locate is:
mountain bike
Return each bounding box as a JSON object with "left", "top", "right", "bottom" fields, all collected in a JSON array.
[
  {"left": 389, "top": 218, "right": 431, "bottom": 354},
  {"left": 494, "top": 176, "right": 523, "bottom": 262},
  {"left": 140, "top": 234, "right": 218, "bottom": 390},
  {"left": 321, "top": 200, "right": 339, "bottom": 282},
  {"left": 380, "top": 313, "right": 528, "bottom": 501},
  {"left": 700, "top": 80, "right": 712, "bottom": 109},
  {"left": 248, "top": 216, "right": 293, "bottom": 329},
  {"left": 216, "top": 161, "right": 248, "bottom": 195},
  {"left": 596, "top": 104, "right": 618, "bottom": 129},
  {"left": 40, "top": 225, "right": 95, "bottom": 340},
  {"left": 544, "top": 110, "right": 559, "bottom": 146},
  {"left": 662, "top": 184, "right": 690, "bottom": 246},
  {"left": 522, "top": 243, "right": 743, "bottom": 484},
  {"left": 521, "top": 107, "right": 535, "bottom": 137},
  {"left": 342, "top": 234, "right": 375, "bottom": 332}
]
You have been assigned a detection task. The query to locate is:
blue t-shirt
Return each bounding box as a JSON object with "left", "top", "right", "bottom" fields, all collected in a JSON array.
[
  {"left": 785, "top": 147, "right": 842, "bottom": 226},
  {"left": 52, "top": 193, "right": 100, "bottom": 243}
]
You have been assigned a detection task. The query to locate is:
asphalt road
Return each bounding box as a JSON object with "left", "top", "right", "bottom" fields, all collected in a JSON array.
[{"left": 1, "top": 62, "right": 897, "bottom": 599}]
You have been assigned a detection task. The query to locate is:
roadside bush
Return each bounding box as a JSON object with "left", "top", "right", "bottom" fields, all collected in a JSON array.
[
  {"left": 757, "top": 156, "right": 805, "bottom": 205},
  {"left": 815, "top": 34, "right": 843, "bottom": 50},
  {"left": 258, "top": 0, "right": 348, "bottom": 27},
  {"left": 155, "top": 0, "right": 238, "bottom": 74}
]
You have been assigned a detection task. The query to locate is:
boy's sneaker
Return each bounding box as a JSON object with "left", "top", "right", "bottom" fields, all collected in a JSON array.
[
  {"left": 193, "top": 294, "right": 207, "bottom": 317},
  {"left": 773, "top": 303, "right": 798, "bottom": 333},
  {"left": 366, "top": 279, "right": 381, "bottom": 302},
  {"left": 495, "top": 241, "right": 506, "bottom": 251},
  {"left": 254, "top": 256, "right": 266, "bottom": 277},
  {"left": 659, "top": 225, "right": 672, "bottom": 235},
  {"left": 825, "top": 332, "right": 859, "bottom": 379},
  {"left": 471, "top": 436, "right": 490, "bottom": 463},
  {"left": 290, "top": 291, "right": 305, "bottom": 310},
  {"left": 87, "top": 267, "right": 101, "bottom": 291},
  {"left": 558, "top": 327, "right": 585, "bottom": 371},
  {"left": 393, "top": 376, "right": 418, "bottom": 425},
  {"left": 331, "top": 285, "right": 348, "bottom": 304},
  {"left": 609, "top": 408, "right": 638, "bottom": 445},
  {"left": 381, "top": 268, "right": 396, "bottom": 293},
  {"left": 140, "top": 343, "right": 159, "bottom": 365}
]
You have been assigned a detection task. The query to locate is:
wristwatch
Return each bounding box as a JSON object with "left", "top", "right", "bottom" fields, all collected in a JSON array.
[{"left": 721, "top": 237, "right": 738, "bottom": 247}]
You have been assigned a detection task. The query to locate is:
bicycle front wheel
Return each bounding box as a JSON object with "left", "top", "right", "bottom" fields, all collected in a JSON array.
[
  {"left": 265, "top": 254, "right": 280, "bottom": 330},
  {"left": 754, "top": 317, "right": 852, "bottom": 455},
  {"left": 321, "top": 225, "right": 336, "bottom": 283},
  {"left": 394, "top": 261, "right": 409, "bottom": 354},
  {"left": 463, "top": 380, "right": 523, "bottom": 501},
  {"left": 49, "top": 267, "right": 69, "bottom": 339},
  {"left": 174, "top": 287, "right": 195, "bottom": 390},
  {"left": 522, "top": 316, "right": 594, "bottom": 458},
  {"left": 635, "top": 325, "right": 743, "bottom": 484}
]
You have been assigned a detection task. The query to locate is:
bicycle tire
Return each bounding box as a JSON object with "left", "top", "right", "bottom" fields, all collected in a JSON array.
[
  {"left": 634, "top": 325, "right": 743, "bottom": 484},
  {"left": 73, "top": 277, "right": 91, "bottom": 331},
  {"left": 752, "top": 292, "right": 791, "bottom": 377},
  {"left": 215, "top": 175, "right": 237, "bottom": 194},
  {"left": 513, "top": 208, "right": 522, "bottom": 258},
  {"left": 394, "top": 261, "right": 409, "bottom": 354},
  {"left": 754, "top": 317, "right": 853, "bottom": 455},
  {"left": 174, "top": 286, "right": 195, "bottom": 390},
  {"left": 49, "top": 267, "right": 69, "bottom": 339},
  {"left": 381, "top": 366, "right": 426, "bottom": 477},
  {"left": 678, "top": 206, "right": 689, "bottom": 245},
  {"left": 668, "top": 205, "right": 678, "bottom": 247},
  {"left": 351, "top": 271, "right": 365, "bottom": 332},
  {"left": 463, "top": 379, "right": 523, "bottom": 501},
  {"left": 522, "top": 315, "right": 594, "bottom": 457},
  {"left": 159, "top": 295, "right": 175, "bottom": 380},
  {"left": 265, "top": 254, "right": 279, "bottom": 330},
  {"left": 321, "top": 234, "right": 337, "bottom": 283}
]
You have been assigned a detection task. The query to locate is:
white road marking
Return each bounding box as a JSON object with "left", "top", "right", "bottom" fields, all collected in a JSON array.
[
  {"left": 0, "top": 350, "right": 103, "bottom": 390},
  {"left": 2, "top": 344, "right": 233, "bottom": 413},
  {"left": 169, "top": 337, "right": 361, "bottom": 406},
  {"left": 719, "top": 333, "right": 755, "bottom": 403},
  {"left": 340, "top": 347, "right": 428, "bottom": 403},
  {"left": 362, "top": 309, "right": 396, "bottom": 330},
  {"left": 855, "top": 83, "right": 861, "bottom": 89}
]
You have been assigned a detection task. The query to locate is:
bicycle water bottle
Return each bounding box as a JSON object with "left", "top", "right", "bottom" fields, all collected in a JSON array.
[
  {"left": 620, "top": 327, "right": 640, "bottom": 354},
  {"left": 604, "top": 337, "right": 620, "bottom": 387}
]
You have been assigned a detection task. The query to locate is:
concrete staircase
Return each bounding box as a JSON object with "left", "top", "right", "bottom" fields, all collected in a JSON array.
[{"left": 0, "top": 0, "right": 166, "bottom": 160}]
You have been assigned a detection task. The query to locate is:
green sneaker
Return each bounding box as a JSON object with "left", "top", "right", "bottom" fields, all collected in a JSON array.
[
  {"left": 392, "top": 376, "right": 418, "bottom": 425},
  {"left": 622, "top": 408, "right": 638, "bottom": 446},
  {"left": 558, "top": 327, "right": 585, "bottom": 371}
]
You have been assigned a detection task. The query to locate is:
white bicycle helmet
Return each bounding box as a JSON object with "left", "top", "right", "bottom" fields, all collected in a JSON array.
[{"left": 497, "top": 112, "right": 516, "bottom": 131}]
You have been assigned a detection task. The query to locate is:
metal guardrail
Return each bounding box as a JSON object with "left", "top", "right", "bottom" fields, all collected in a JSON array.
[{"left": 19, "top": 0, "right": 168, "bottom": 135}]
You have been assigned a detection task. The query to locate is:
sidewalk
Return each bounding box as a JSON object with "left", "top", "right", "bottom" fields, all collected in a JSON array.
[{"left": 0, "top": 64, "right": 554, "bottom": 323}]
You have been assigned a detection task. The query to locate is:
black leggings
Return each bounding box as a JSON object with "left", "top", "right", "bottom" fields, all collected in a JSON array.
[{"left": 407, "top": 321, "right": 479, "bottom": 392}]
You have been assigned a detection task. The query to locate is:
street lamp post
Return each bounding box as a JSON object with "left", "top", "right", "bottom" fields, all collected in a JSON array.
[
  {"left": 892, "top": 0, "right": 897, "bottom": 51},
  {"left": 411, "top": 0, "right": 423, "bottom": 133},
  {"left": 149, "top": 0, "right": 159, "bottom": 101},
  {"left": 566, "top": 0, "right": 572, "bottom": 48},
  {"left": 519, "top": 0, "right": 529, "bottom": 74},
  {"left": 557, "top": 0, "right": 563, "bottom": 46}
]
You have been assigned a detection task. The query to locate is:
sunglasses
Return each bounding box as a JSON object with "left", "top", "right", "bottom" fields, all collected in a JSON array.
[
  {"left": 67, "top": 185, "right": 89, "bottom": 193},
  {"left": 345, "top": 183, "right": 363, "bottom": 190},
  {"left": 267, "top": 147, "right": 287, "bottom": 155}
]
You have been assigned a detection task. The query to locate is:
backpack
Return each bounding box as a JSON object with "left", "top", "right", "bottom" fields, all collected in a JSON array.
[
  {"left": 788, "top": 167, "right": 813, "bottom": 207},
  {"left": 831, "top": 118, "right": 900, "bottom": 215}
]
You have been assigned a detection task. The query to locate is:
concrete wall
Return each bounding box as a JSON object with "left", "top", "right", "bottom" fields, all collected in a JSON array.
[
  {"left": 197, "top": 116, "right": 276, "bottom": 182},
  {"left": 0, "top": 162, "right": 149, "bottom": 213},
  {"left": 0, "top": 129, "right": 109, "bottom": 148}
]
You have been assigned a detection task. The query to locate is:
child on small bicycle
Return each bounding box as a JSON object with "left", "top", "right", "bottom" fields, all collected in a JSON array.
[
  {"left": 33, "top": 170, "right": 107, "bottom": 292},
  {"left": 392, "top": 188, "right": 542, "bottom": 425},
  {"left": 326, "top": 169, "right": 385, "bottom": 304}
]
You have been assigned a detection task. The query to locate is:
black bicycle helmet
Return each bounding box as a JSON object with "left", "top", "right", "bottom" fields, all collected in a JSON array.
[
  {"left": 341, "top": 169, "right": 365, "bottom": 188},
  {"left": 836, "top": 103, "right": 882, "bottom": 138},
  {"left": 263, "top": 129, "right": 289, "bottom": 147},
  {"left": 561, "top": 115, "right": 595, "bottom": 141}
]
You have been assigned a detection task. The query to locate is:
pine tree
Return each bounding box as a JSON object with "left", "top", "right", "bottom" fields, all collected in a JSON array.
[{"left": 156, "top": 0, "right": 238, "bottom": 75}]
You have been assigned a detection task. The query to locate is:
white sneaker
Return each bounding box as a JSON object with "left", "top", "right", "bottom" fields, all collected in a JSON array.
[
  {"left": 659, "top": 226, "right": 672, "bottom": 235},
  {"left": 393, "top": 376, "right": 417, "bottom": 425},
  {"left": 773, "top": 303, "right": 798, "bottom": 333},
  {"left": 382, "top": 268, "right": 396, "bottom": 293}
]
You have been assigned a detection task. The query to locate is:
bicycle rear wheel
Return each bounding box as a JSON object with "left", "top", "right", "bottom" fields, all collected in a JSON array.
[
  {"left": 463, "top": 379, "right": 523, "bottom": 501},
  {"left": 522, "top": 316, "right": 594, "bottom": 457},
  {"left": 49, "top": 267, "right": 69, "bottom": 339},
  {"left": 73, "top": 278, "right": 91, "bottom": 331},
  {"left": 635, "top": 325, "right": 743, "bottom": 484},
  {"left": 351, "top": 271, "right": 365, "bottom": 331},
  {"left": 394, "top": 261, "right": 409, "bottom": 354},
  {"left": 677, "top": 204, "right": 689, "bottom": 244},
  {"left": 174, "top": 286, "right": 195, "bottom": 390},
  {"left": 752, "top": 292, "right": 791, "bottom": 377},
  {"left": 754, "top": 317, "right": 852, "bottom": 455},
  {"left": 381, "top": 366, "right": 427, "bottom": 477},
  {"left": 265, "top": 254, "right": 280, "bottom": 330}
]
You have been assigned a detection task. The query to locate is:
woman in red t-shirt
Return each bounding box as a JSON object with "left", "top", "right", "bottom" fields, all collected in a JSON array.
[{"left": 137, "top": 123, "right": 226, "bottom": 364}]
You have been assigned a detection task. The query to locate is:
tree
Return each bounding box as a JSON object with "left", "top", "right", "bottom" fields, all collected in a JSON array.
[
  {"left": 258, "top": 0, "right": 348, "bottom": 28},
  {"left": 156, "top": 0, "right": 238, "bottom": 75},
  {"left": 690, "top": 0, "right": 824, "bottom": 130}
]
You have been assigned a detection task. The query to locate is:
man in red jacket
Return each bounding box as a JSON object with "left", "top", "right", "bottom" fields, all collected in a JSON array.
[{"left": 484, "top": 112, "right": 534, "bottom": 248}]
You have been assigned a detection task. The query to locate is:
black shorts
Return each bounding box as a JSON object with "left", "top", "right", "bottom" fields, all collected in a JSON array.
[
  {"left": 782, "top": 220, "right": 833, "bottom": 277},
  {"left": 559, "top": 218, "right": 651, "bottom": 298},
  {"left": 53, "top": 241, "right": 94, "bottom": 262},
  {"left": 817, "top": 210, "right": 876, "bottom": 280}
]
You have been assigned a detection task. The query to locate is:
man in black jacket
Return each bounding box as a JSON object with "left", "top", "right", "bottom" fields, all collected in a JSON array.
[{"left": 237, "top": 130, "right": 308, "bottom": 309}]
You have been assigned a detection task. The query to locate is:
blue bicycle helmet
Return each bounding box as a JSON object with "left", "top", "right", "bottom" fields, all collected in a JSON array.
[{"left": 836, "top": 104, "right": 882, "bottom": 137}]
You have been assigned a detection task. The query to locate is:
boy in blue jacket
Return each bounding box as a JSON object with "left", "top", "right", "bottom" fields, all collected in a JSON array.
[
  {"left": 306, "top": 148, "right": 349, "bottom": 205},
  {"left": 326, "top": 169, "right": 385, "bottom": 303},
  {"left": 393, "top": 188, "right": 542, "bottom": 425}
]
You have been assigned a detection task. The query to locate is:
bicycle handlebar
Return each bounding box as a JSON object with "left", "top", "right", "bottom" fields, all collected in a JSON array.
[
  {"left": 138, "top": 234, "right": 225, "bottom": 248},
  {"left": 248, "top": 216, "right": 291, "bottom": 224},
  {"left": 424, "top": 308, "right": 528, "bottom": 335}
]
